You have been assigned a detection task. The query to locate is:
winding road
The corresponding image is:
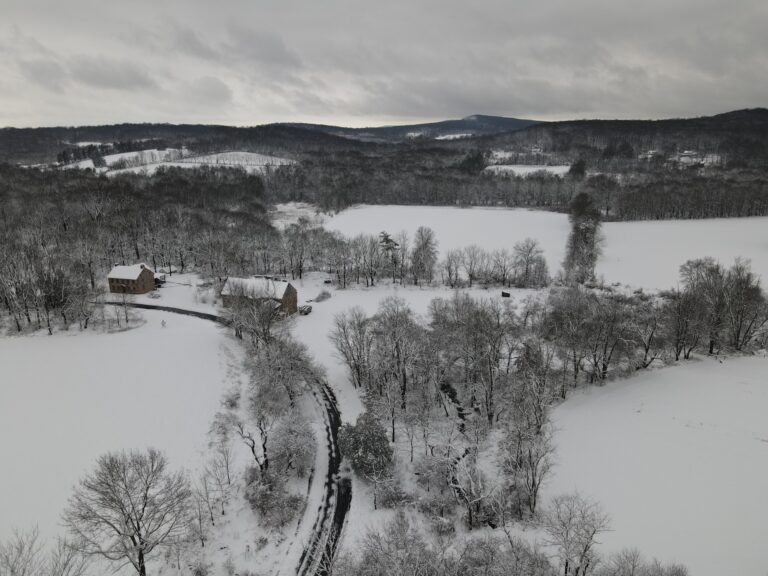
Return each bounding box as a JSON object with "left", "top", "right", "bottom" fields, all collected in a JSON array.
[{"left": 104, "top": 300, "right": 351, "bottom": 575}]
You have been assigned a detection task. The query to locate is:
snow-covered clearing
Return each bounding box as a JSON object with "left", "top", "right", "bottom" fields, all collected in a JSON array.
[
  {"left": 107, "top": 151, "right": 294, "bottom": 176},
  {"left": 484, "top": 164, "right": 571, "bottom": 177},
  {"left": 434, "top": 133, "right": 472, "bottom": 140},
  {"left": 545, "top": 356, "right": 768, "bottom": 576},
  {"left": 133, "top": 273, "right": 219, "bottom": 314},
  {"left": 178, "top": 152, "right": 295, "bottom": 168},
  {"left": 325, "top": 205, "right": 768, "bottom": 290},
  {"left": 102, "top": 148, "right": 185, "bottom": 167},
  {"left": 0, "top": 309, "right": 246, "bottom": 545},
  {"left": 62, "top": 158, "right": 97, "bottom": 170},
  {"left": 270, "top": 202, "right": 326, "bottom": 230}
]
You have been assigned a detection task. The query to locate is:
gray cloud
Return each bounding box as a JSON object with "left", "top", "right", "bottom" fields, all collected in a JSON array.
[
  {"left": 68, "top": 56, "right": 158, "bottom": 91},
  {"left": 18, "top": 58, "right": 67, "bottom": 91},
  {"left": 222, "top": 25, "right": 303, "bottom": 73},
  {"left": 186, "top": 76, "right": 233, "bottom": 105},
  {"left": 171, "top": 25, "right": 220, "bottom": 61},
  {"left": 0, "top": 0, "right": 766, "bottom": 127}
]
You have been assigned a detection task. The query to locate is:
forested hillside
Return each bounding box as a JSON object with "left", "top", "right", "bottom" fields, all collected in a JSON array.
[{"left": 3, "top": 109, "right": 768, "bottom": 221}]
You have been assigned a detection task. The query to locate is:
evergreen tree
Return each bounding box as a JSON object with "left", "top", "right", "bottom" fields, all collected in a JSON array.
[{"left": 563, "top": 193, "right": 602, "bottom": 285}]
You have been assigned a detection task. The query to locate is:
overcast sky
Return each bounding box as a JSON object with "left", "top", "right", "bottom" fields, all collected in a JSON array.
[{"left": 1, "top": 0, "right": 766, "bottom": 128}]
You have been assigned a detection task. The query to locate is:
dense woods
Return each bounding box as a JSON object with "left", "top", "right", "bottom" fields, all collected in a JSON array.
[{"left": 0, "top": 165, "right": 271, "bottom": 333}]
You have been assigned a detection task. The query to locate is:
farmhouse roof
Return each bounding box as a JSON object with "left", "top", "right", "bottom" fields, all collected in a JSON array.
[
  {"left": 108, "top": 263, "right": 154, "bottom": 281},
  {"left": 221, "top": 276, "right": 291, "bottom": 299}
]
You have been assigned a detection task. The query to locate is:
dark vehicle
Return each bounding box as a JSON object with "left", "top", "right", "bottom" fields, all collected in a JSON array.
[{"left": 299, "top": 305, "right": 313, "bottom": 315}]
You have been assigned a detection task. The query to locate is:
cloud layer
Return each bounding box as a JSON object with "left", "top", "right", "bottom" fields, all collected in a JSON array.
[{"left": 1, "top": 0, "right": 766, "bottom": 127}]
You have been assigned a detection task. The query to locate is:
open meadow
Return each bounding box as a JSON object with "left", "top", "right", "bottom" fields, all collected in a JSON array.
[
  {"left": 0, "top": 310, "right": 247, "bottom": 544},
  {"left": 325, "top": 205, "right": 768, "bottom": 289}
]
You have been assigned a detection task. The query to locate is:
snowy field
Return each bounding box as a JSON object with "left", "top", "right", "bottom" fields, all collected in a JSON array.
[
  {"left": 0, "top": 310, "right": 246, "bottom": 544},
  {"left": 108, "top": 151, "right": 294, "bottom": 176},
  {"left": 546, "top": 356, "right": 768, "bottom": 576},
  {"left": 270, "top": 202, "right": 326, "bottom": 230},
  {"left": 484, "top": 164, "right": 571, "bottom": 177},
  {"left": 62, "top": 149, "right": 294, "bottom": 176},
  {"left": 132, "top": 273, "right": 218, "bottom": 314},
  {"left": 325, "top": 205, "right": 768, "bottom": 289}
]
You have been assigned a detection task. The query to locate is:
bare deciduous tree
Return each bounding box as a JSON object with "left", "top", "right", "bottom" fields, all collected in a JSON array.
[
  {"left": 62, "top": 449, "right": 192, "bottom": 576},
  {"left": 544, "top": 492, "right": 611, "bottom": 576}
]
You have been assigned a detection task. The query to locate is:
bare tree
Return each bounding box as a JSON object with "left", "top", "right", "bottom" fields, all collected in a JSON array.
[
  {"left": 62, "top": 449, "right": 192, "bottom": 576},
  {"left": 544, "top": 493, "right": 611, "bottom": 576},
  {"left": 500, "top": 421, "right": 555, "bottom": 517},
  {"left": 0, "top": 530, "right": 89, "bottom": 576},
  {"left": 330, "top": 307, "right": 375, "bottom": 389},
  {"left": 462, "top": 245, "right": 487, "bottom": 287},
  {"left": 0, "top": 528, "right": 44, "bottom": 576},
  {"left": 48, "top": 539, "right": 90, "bottom": 576},
  {"left": 491, "top": 248, "right": 514, "bottom": 287},
  {"left": 411, "top": 226, "right": 438, "bottom": 285},
  {"left": 442, "top": 248, "right": 463, "bottom": 288},
  {"left": 513, "top": 238, "right": 547, "bottom": 288},
  {"left": 723, "top": 258, "right": 768, "bottom": 350}
]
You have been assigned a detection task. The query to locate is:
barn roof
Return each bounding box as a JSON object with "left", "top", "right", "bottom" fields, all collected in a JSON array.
[
  {"left": 221, "top": 276, "right": 291, "bottom": 299},
  {"left": 108, "top": 263, "right": 154, "bottom": 281}
]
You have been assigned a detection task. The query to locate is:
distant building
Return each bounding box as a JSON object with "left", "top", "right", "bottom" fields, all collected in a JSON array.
[
  {"left": 221, "top": 276, "right": 298, "bottom": 314},
  {"left": 108, "top": 263, "right": 155, "bottom": 294}
]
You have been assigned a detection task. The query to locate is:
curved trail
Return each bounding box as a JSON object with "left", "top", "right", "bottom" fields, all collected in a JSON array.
[{"left": 104, "top": 300, "right": 351, "bottom": 575}]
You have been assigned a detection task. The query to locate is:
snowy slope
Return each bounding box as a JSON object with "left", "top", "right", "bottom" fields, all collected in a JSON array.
[
  {"left": 107, "top": 151, "right": 294, "bottom": 176},
  {"left": 545, "top": 356, "right": 768, "bottom": 576},
  {"left": 102, "top": 148, "right": 184, "bottom": 167}
]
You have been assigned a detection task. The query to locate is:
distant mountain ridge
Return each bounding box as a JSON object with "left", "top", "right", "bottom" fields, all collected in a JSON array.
[
  {"left": 283, "top": 114, "right": 541, "bottom": 142},
  {"left": 476, "top": 108, "right": 768, "bottom": 164},
  {"left": 1, "top": 109, "right": 766, "bottom": 165}
]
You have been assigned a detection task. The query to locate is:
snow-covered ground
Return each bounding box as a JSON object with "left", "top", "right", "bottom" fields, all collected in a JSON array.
[
  {"left": 270, "top": 202, "right": 326, "bottom": 230},
  {"left": 484, "top": 164, "right": 571, "bottom": 177},
  {"left": 434, "top": 133, "right": 472, "bottom": 140},
  {"left": 102, "top": 148, "right": 185, "bottom": 167},
  {"left": 177, "top": 152, "right": 295, "bottom": 168},
  {"left": 108, "top": 151, "right": 294, "bottom": 176},
  {"left": 133, "top": 273, "right": 219, "bottom": 314},
  {"left": 62, "top": 158, "right": 97, "bottom": 170},
  {"left": 0, "top": 309, "right": 247, "bottom": 544},
  {"left": 545, "top": 356, "right": 768, "bottom": 576},
  {"left": 62, "top": 149, "right": 294, "bottom": 177},
  {"left": 325, "top": 205, "right": 768, "bottom": 290},
  {"left": 62, "top": 148, "right": 186, "bottom": 172}
]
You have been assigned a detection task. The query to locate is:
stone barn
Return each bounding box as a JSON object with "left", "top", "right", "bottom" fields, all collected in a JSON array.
[
  {"left": 108, "top": 263, "right": 156, "bottom": 294},
  {"left": 220, "top": 276, "right": 298, "bottom": 314}
]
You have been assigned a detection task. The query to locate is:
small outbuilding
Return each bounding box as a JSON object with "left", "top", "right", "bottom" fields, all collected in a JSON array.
[
  {"left": 108, "top": 263, "right": 156, "bottom": 294},
  {"left": 221, "top": 276, "right": 298, "bottom": 314}
]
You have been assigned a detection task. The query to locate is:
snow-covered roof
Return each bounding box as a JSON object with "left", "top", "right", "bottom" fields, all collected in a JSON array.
[
  {"left": 221, "top": 276, "right": 291, "bottom": 299},
  {"left": 108, "top": 263, "right": 154, "bottom": 281}
]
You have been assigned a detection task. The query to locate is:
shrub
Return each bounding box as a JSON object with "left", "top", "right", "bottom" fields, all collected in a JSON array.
[
  {"left": 315, "top": 289, "right": 332, "bottom": 302},
  {"left": 244, "top": 468, "right": 304, "bottom": 528},
  {"left": 338, "top": 412, "right": 393, "bottom": 479}
]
